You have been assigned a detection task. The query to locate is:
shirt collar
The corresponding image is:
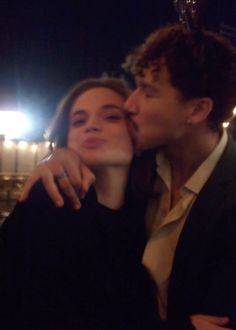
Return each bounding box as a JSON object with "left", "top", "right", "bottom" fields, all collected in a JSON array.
[{"left": 156, "top": 129, "right": 228, "bottom": 194}]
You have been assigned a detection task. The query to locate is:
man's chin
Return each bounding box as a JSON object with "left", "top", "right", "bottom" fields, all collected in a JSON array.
[
  {"left": 132, "top": 134, "right": 156, "bottom": 155},
  {"left": 134, "top": 140, "right": 160, "bottom": 155}
]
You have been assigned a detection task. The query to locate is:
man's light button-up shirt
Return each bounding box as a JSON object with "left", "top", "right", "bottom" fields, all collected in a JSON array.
[{"left": 142, "top": 129, "right": 228, "bottom": 320}]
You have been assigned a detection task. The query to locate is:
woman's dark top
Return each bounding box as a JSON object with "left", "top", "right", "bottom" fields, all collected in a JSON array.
[{"left": 0, "top": 181, "right": 158, "bottom": 330}]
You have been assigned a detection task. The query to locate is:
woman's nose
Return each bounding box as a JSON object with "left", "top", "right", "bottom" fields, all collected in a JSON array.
[
  {"left": 85, "top": 117, "right": 101, "bottom": 132},
  {"left": 85, "top": 126, "right": 100, "bottom": 132}
]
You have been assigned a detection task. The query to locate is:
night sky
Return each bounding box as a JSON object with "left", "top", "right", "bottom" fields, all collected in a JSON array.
[{"left": 0, "top": 0, "right": 235, "bottom": 139}]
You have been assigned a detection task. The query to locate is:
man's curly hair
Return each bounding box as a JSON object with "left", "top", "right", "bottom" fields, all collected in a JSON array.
[{"left": 124, "top": 24, "right": 236, "bottom": 131}]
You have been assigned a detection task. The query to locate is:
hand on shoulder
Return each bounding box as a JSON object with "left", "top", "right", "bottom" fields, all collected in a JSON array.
[{"left": 19, "top": 148, "right": 95, "bottom": 209}]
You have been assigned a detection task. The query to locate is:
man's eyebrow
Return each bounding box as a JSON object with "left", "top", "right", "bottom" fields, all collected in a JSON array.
[{"left": 137, "top": 81, "right": 159, "bottom": 92}]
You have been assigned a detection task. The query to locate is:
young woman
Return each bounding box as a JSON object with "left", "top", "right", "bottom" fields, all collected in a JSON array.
[{"left": 0, "top": 78, "right": 157, "bottom": 330}]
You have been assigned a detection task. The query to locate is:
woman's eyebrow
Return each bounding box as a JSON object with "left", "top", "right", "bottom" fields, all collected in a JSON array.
[
  {"left": 100, "top": 104, "right": 124, "bottom": 111},
  {"left": 71, "top": 110, "right": 87, "bottom": 117}
]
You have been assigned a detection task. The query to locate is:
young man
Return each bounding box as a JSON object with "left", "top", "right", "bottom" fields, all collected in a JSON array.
[{"left": 20, "top": 24, "right": 236, "bottom": 329}]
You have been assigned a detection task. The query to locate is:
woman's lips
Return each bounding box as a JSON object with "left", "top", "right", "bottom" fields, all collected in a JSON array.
[{"left": 81, "top": 137, "right": 106, "bottom": 148}]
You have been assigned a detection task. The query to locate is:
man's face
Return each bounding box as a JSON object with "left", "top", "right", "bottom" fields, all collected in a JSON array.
[{"left": 125, "top": 65, "right": 194, "bottom": 152}]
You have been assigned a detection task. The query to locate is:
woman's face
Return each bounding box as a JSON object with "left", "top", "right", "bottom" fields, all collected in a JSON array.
[{"left": 67, "top": 87, "right": 133, "bottom": 168}]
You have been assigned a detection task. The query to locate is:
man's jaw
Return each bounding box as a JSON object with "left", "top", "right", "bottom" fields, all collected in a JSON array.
[
  {"left": 126, "top": 122, "right": 139, "bottom": 151},
  {"left": 129, "top": 128, "right": 144, "bottom": 156}
]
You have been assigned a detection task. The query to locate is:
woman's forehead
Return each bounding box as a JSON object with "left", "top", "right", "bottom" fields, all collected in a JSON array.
[{"left": 70, "top": 87, "right": 125, "bottom": 113}]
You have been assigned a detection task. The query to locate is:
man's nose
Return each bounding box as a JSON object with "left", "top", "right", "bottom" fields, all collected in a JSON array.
[{"left": 124, "top": 89, "right": 139, "bottom": 115}]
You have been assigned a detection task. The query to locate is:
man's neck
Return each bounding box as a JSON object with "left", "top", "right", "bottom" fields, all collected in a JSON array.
[{"left": 163, "top": 128, "right": 221, "bottom": 201}]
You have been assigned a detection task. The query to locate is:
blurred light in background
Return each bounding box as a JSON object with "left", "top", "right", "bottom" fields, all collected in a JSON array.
[
  {"left": 3, "top": 140, "right": 14, "bottom": 149},
  {"left": 30, "top": 144, "right": 38, "bottom": 153},
  {"left": 233, "top": 106, "right": 236, "bottom": 116},
  {"left": 223, "top": 122, "right": 230, "bottom": 128},
  {"left": 222, "top": 106, "right": 236, "bottom": 128},
  {"left": 0, "top": 110, "right": 32, "bottom": 139},
  {"left": 18, "top": 141, "right": 28, "bottom": 150}
]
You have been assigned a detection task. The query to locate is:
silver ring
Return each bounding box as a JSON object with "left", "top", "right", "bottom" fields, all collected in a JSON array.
[{"left": 55, "top": 171, "right": 68, "bottom": 181}]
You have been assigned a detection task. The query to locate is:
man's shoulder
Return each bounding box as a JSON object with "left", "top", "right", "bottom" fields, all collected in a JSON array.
[{"left": 195, "top": 137, "right": 236, "bottom": 218}]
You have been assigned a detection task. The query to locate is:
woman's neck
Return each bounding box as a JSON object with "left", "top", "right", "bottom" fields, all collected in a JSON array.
[{"left": 93, "top": 166, "right": 130, "bottom": 210}]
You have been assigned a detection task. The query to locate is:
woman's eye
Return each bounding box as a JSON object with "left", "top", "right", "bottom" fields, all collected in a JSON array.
[
  {"left": 105, "top": 115, "right": 122, "bottom": 121},
  {"left": 72, "top": 119, "right": 86, "bottom": 126}
]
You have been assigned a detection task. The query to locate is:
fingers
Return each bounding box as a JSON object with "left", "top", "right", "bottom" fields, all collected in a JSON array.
[
  {"left": 191, "top": 314, "right": 229, "bottom": 325},
  {"left": 41, "top": 170, "right": 64, "bottom": 207},
  {"left": 56, "top": 161, "right": 95, "bottom": 209},
  {"left": 80, "top": 163, "right": 96, "bottom": 196},
  {"left": 19, "top": 172, "right": 41, "bottom": 202},
  {"left": 56, "top": 174, "right": 82, "bottom": 210},
  {"left": 201, "top": 315, "right": 229, "bottom": 325},
  {"left": 52, "top": 149, "right": 93, "bottom": 208},
  {"left": 190, "top": 314, "right": 231, "bottom": 330},
  {"left": 19, "top": 163, "right": 65, "bottom": 207},
  {"left": 61, "top": 154, "right": 83, "bottom": 195},
  {"left": 19, "top": 148, "right": 95, "bottom": 210}
]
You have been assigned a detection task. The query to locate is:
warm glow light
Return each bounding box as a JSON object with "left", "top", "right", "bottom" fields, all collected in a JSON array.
[
  {"left": 0, "top": 111, "right": 31, "bottom": 139},
  {"left": 30, "top": 144, "right": 38, "bottom": 152},
  {"left": 223, "top": 122, "right": 230, "bottom": 128},
  {"left": 45, "top": 141, "right": 51, "bottom": 148},
  {"left": 233, "top": 106, "right": 236, "bottom": 116},
  {"left": 3, "top": 140, "right": 15, "bottom": 149},
  {"left": 18, "top": 141, "right": 28, "bottom": 150}
]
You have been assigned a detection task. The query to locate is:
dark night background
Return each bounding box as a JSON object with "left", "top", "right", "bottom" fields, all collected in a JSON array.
[{"left": 0, "top": 0, "right": 235, "bottom": 140}]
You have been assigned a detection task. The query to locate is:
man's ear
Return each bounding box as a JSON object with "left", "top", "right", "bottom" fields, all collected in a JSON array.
[{"left": 187, "top": 97, "right": 213, "bottom": 125}]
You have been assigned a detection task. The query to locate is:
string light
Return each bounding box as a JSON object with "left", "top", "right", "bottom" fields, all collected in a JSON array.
[
  {"left": 3, "top": 140, "right": 15, "bottom": 149},
  {"left": 30, "top": 144, "right": 38, "bottom": 153},
  {"left": 18, "top": 141, "right": 28, "bottom": 150}
]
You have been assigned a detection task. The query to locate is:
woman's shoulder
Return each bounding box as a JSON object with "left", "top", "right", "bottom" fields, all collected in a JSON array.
[
  {"left": 2, "top": 180, "right": 55, "bottom": 228},
  {"left": 24, "top": 179, "right": 56, "bottom": 208}
]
